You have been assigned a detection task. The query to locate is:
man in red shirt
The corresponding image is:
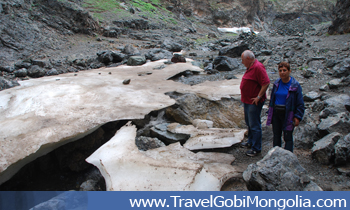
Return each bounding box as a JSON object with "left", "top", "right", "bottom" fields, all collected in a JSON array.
[{"left": 240, "top": 50, "right": 270, "bottom": 156}]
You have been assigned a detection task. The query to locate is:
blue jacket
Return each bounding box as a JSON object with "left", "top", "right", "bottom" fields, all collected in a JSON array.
[{"left": 266, "top": 76, "right": 305, "bottom": 131}]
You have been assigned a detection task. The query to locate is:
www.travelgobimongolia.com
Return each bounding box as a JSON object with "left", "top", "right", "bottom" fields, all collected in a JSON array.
[{"left": 129, "top": 195, "right": 347, "bottom": 209}]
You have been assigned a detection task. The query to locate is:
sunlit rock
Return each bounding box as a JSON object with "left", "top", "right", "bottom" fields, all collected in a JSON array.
[
  {"left": 86, "top": 123, "right": 240, "bottom": 191},
  {"left": 0, "top": 59, "right": 242, "bottom": 185}
]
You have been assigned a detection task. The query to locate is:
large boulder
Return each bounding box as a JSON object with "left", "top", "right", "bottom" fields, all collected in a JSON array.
[
  {"left": 294, "top": 121, "right": 318, "bottom": 149},
  {"left": 127, "top": 56, "right": 146, "bottom": 66},
  {"left": 311, "top": 132, "right": 342, "bottom": 165},
  {"left": 334, "top": 133, "right": 350, "bottom": 166},
  {"left": 317, "top": 112, "right": 350, "bottom": 137},
  {"left": 218, "top": 41, "right": 249, "bottom": 58},
  {"left": 27, "top": 65, "right": 46, "bottom": 78},
  {"left": 328, "top": 0, "right": 350, "bottom": 34},
  {"left": 213, "top": 56, "right": 240, "bottom": 71},
  {"left": 243, "top": 147, "right": 322, "bottom": 191},
  {"left": 161, "top": 39, "right": 183, "bottom": 52},
  {"left": 165, "top": 92, "right": 244, "bottom": 128},
  {"left": 145, "top": 49, "right": 172, "bottom": 61},
  {"left": 0, "top": 77, "right": 20, "bottom": 91}
]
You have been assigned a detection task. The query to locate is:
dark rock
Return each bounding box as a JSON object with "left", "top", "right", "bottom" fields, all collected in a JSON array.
[
  {"left": 260, "top": 49, "right": 273, "bottom": 56},
  {"left": 14, "top": 68, "right": 28, "bottom": 77},
  {"left": 208, "top": 32, "right": 218, "bottom": 39},
  {"left": 123, "top": 79, "right": 131, "bottom": 85},
  {"left": 319, "top": 84, "right": 329, "bottom": 91},
  {"left": 0, "top": 66, "right": 15, "bottom": 73},
  {"left": 312, "top": 132, "right": 342, "bottom": 165},
  {"left": 328, "top": 0, "right": 350, "bottom": 34},
  {"left": 335, "top": 133, "right": 350, "bottom": 166},
  {"left": 122, "top": 44, "right": 140, "bottom": 56},
  {"left": 317, "top": 112, "right": 350, "bottom": 137},
  {"left": 324, "top": 94, "right": 350, "bottom": 111},
  {"left": 165, "top": 92, "right": 243, "bottom": 128},
  {"left": 319, "top": 107, "right": 339, "bottom": 119},
  {"left": 135, "top": 136, "right": 166, "bottom": 151},
  {"left": 145, "top": 49, "right": 172, "bottom": 61},
  {"left": 46, "top": 68, "right": 59, "bottom": 76},
  {"left": 213, "top": 56, "right": 240, "bottom": 71},
  {"left": 274, "top": 18, "right": 312, "bottom": 36},
  {"left": 161, "top": 39, "right": 183, "bottom": 52},
  {"left": 127, "top": 56, "right": 146, "bottom": 66},
  {"left": 328, "top": 78, "right": 343, "bottom": 89},
  {"left": 111, "top": 51, "right": 126, "bottom": 63},
  {"left": 243, "top": 147, "right": 321, "bottom": 191},
  {"left": 311, "top": 100, "right": 324, "bottom": 112},
  {"left": 14, "top": 61, "right": 31, "bottom": 70},
  {"left": 302, "top": 68, "right": 316, "bottom": 78},
  {"left": 32, "top": 60, "right": 47, "bottom": 68},
  {"left": 325, "top": 59, "right": 338, "bottom": 68},
  {"left": 0, "top": 76, "right": 20, "bottom": 90},
  {"left": 332, "top": 61, "right": 350, "bottom": 78},
  {"left": 171, "top": 54, "right": 186, "bottom": 63},
  {"left": 112, "top": 19, "right": 152, "bottom": 30},
  {"left": 204, "top": 63, "right": 213, "bottom": 72},
  {"left": 294, "top": 121, "right": 318, "bottom": 149},
  {"left": 27, "top": 65, "right": 46, "bottom": 78},
  {"left": 97, "top": 51, "right": 114, "bottom": 64},
  {"left": 219, "top": 41, "right": 249, "bottom": 58},
  {"left": 150, "top": 123, "right": 190, "bottom": 145},
  {"left": 303, "top": 91, "right": 321, "bottom": 102}
]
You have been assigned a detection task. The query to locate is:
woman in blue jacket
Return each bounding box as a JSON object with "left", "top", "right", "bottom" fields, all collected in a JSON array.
[{"left": 266, "top": 62, "right": 305, "bottom": 152}]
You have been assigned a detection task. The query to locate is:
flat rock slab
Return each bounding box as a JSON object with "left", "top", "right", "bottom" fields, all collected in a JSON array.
[
  {"left": 0, "top": 59, "right": 242, "bottom": 184},
  {"left": 86, "top": 123, "right": 240, "bottom": 191},
  {"left": 167, "top": 123, "right": 246, "bottom": 150}
]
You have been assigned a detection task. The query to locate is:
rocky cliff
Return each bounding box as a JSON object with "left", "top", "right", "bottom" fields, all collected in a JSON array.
[
  {"left": 164, "top": 0, "right": 334, "bottom": 30},
  {"left": 328, "top": 0, "right": 350, "bottom": 34},
  {"left": 0, "top": 0, "right": 336, "bottom": 67}
]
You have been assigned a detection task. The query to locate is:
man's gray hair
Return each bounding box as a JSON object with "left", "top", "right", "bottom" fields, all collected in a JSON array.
[{"left": 242, "top": 50, "right": 255, "bottom": 59}]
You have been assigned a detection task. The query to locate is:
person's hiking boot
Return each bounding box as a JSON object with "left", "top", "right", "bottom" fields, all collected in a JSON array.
[
  {"left": 240, "top": 142, "right": 251, "bottom": 148},
  {"left": 246, "top": 149, "right": 260, "bottom": 157}
]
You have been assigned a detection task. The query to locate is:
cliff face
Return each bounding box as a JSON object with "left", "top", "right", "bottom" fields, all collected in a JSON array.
[
  {"left": 328, "top": 0, "right": 350, "bottom": 34},
  {"left": 166, "top": 0, "right": 335, "bottom": 30}
]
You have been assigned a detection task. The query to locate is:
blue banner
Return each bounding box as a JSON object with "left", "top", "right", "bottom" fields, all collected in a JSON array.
[{"left": 0, "top": 191, "right": 349, "bottom": 209}]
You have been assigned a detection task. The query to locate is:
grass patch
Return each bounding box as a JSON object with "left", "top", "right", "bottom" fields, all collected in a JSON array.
[
  {"left": 83, "top": 0, "right": 121, "bottom": 13},
  {"left": 131, "top": 0, "right": 157, "bottom": 13},
  {"left": 195, "top": 36, "right": 211, "bottom": 44},
  {"left": 167, "top": 17, "right": 178, "bottom": 25}
]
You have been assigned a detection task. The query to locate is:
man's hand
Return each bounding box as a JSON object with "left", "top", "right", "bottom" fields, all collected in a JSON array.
[
  {"left": 293, "top": 118, "right": 300, "bottom": 126},
  {"left": 251, "top": 97, "right": 260, "bottom": 105}
]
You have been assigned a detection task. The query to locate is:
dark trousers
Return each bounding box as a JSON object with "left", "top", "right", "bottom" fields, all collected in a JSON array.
[
  {"left": 244, "top": 102, "right": 264, "bottom": 152},
  {"left": 272, "top": 110, "right": 294, "bottom": 152}
]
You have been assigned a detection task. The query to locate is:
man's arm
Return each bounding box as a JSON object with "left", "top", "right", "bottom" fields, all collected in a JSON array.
[{"left": 251, "top": 83, "right": 270, "bottom": 105}]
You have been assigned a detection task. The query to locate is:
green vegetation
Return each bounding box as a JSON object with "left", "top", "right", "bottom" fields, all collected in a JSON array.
[
  {"left": 80, "top": 0, "right": 178, "bottom": 28},
  {"left": 83, "top": 0, "right": 121, "bottom": 13},
  {"left": 195, "top": 36, "right": 210, "bottom": 44},
  {"left": 167, "top": 17, "right": 178, "bottom": 25},
  {"left": 131, "top": 0, "right": 157, "bottom": 13}
]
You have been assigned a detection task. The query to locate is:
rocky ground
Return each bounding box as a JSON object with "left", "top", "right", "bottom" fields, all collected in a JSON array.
[
  {"left": 57, "top": 23, "right": 350, "bottom": 191},
  {"left": 1, "top": 2, "right": 350, "bottom": 190}
]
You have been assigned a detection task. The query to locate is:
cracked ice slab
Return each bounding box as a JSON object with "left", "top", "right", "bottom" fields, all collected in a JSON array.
[
  {"left": 0, "top": 59, "right": 242, "bottom": 185},
  {"left": 86, "top": 123, "right": 239, "bottom": 191},
  {"left": 167, "top": 123, "right": 247, "bottom": 150}
]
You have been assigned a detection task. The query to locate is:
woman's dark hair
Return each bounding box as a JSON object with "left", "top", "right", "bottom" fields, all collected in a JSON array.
[{"left": 278, "top": 62, "right": 290, "bottom": 71}]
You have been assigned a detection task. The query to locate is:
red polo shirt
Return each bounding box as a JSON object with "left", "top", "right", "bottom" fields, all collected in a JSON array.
[{"left": 240, "top": 60, "right": 270, "bottom": 104}]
